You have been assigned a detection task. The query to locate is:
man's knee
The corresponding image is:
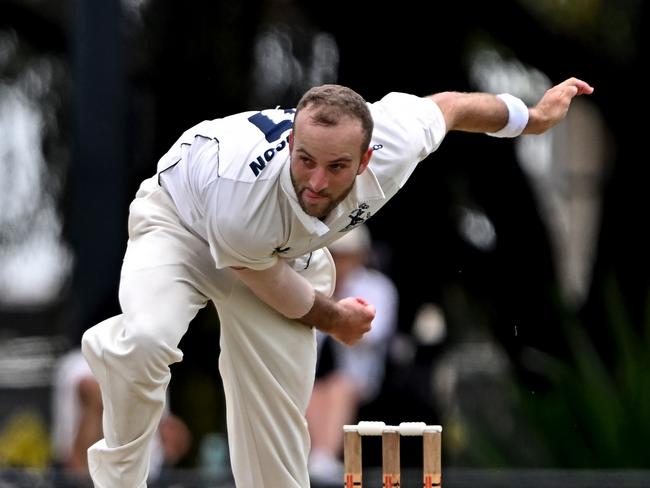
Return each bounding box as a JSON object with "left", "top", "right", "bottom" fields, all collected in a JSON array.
[
  {"left": 82, "top": 314, "right": 182, "bottom": 370},
  {"left": 125, "top": 312, "right": 184, "bottom": 356},
  {"left": 81, "top": 322, "right": 106, "bottom": 365}
]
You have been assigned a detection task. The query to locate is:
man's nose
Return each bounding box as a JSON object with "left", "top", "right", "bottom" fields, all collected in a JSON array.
[{"left": 309, "top": 167, "right": 328, "bottom": 192}]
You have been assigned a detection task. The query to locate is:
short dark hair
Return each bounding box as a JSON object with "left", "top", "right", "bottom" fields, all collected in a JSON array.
[{"left": 295, "top": 84, "right": 374, "bottom": 152}]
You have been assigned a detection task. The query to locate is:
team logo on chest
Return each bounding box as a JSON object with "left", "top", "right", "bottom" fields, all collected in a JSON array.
[{"left": 341, "top": 203, "right": 372, "bottom": 232}]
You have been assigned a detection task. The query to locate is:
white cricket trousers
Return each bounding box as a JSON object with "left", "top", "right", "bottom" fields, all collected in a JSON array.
[{"left": 81, "top": 175, "right": 335, "bottom": 487}]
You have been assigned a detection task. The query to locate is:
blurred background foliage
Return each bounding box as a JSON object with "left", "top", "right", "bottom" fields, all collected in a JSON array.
[
  {"left": 452, "top": 275, "right": 650, "bottom": 468},
  {"left": 1, "top": 0, "right": 649, "bottom": 476}
]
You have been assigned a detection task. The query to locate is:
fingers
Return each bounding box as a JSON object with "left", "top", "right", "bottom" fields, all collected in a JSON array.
[
  {"left": 333, "top": 297, "right": 376, "bottom": 345},
  {"left": 353, "top": 297, "right": 376, "bottom": 319},
  {"left": 337, "top": 323, "right": 372, "bottom": 346},
  {"left": 577, "top": 83, "right": 594, "bottom": 95},
  {"left": 561, "top": 77, "right": 594, "bottom": 96}
]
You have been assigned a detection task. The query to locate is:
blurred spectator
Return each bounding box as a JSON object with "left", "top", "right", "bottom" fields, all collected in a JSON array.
[
  {"left": 306, "top": 225, "right": 399, "bottom": 484},
  {"left": 50, "top": 349, "right": 191, "bottom": 481}
]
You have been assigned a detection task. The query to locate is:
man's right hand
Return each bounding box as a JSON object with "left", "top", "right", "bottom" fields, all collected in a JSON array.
[
  {"left": 300, "top": 293, "right": 375, "bottom": 345},
  {"left": 328, "top": 297, "right": 375, "bottom": 345}
]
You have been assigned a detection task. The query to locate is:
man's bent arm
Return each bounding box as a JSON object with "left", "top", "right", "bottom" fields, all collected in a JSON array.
[
  {"left": 233, "top": 261, "right": 316, "bottom": 319},
  {"left": 429, "top": 77, "right": 593, "bottom": 136},
  {"left": 232, "top": 262, "right": 374, "bottom": 345}
]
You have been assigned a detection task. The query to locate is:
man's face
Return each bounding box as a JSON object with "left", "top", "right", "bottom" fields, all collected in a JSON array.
[{"left": 290, "top": 107, "right": 372, "bottom": 219}]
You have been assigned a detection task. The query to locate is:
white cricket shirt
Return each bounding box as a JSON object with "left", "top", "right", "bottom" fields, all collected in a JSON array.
[{"left": 158, "top": 92, "right": 446, "bottom": 271}]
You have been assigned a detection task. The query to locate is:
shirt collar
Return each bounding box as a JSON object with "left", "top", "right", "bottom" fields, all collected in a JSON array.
[{"left": 324, "top": 164, "right": 385, "bottom": 226}]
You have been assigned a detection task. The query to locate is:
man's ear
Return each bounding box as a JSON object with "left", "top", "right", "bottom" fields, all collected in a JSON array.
[
  {"left": 289, "top": 130, "right": 294, "bottom": 150},
  {"left": 357, "top": 147, "right": 373, "bottom": 175}
]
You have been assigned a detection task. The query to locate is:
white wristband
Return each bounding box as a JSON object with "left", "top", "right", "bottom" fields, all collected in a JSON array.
[{"left": 486, "top": 93, "right": 529, "bottom": 138}]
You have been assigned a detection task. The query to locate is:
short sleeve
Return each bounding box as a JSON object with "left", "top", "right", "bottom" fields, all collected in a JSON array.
[
  {"left": 206, "top": 213, "right": 279, "bottom": 270},
  {"left": 368, "top": 92, "right": 447, "bottom": 190},
  {"left": 203, "top": 177, "right": 281, "bottom": 271}
]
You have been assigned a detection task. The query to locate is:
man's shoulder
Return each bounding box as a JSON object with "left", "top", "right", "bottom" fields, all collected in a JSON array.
[{"left": 215, "top": 109, "right": 293, "bottom": 183}]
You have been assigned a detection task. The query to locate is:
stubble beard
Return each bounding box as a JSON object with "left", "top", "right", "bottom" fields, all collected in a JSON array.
[{"left": 290, "top": 172, "right": 355, "bottom": 220}]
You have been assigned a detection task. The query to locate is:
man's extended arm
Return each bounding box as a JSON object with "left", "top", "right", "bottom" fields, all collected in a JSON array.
[{"left": 429, "top": 77, "right": 593, "bottom": 136}]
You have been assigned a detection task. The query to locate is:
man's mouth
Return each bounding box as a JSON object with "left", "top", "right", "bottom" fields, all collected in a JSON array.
[{"left": 303, "top": 189, "right": 325, "bottom": 202}]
